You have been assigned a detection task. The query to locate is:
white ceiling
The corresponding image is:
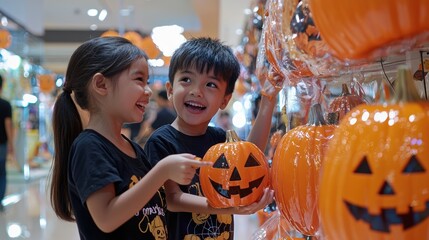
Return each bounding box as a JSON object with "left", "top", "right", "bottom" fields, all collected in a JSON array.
[
  {"left": 0, "top": 0, "right": 253, "bottom": 74},
  {"left": 43, "top": 0, "right": 202, "bottom": 33}
]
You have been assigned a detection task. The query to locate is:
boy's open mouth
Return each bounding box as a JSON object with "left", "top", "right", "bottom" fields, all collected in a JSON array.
[{"left": 185, "top": 101, "right": 206, "bottom": 111}]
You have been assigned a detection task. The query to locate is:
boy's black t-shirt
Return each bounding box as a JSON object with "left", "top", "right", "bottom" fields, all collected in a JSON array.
[
  {"left": 144, "top": 125, "right": 234, "bottom": 240},
  {"left": 69, "top": 129, "right": 167, "bottom": 240}
]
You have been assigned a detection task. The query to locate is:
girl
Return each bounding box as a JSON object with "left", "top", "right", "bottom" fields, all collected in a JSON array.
[{"left": 49, "top": 37, "right": 210, "bottom": 239}]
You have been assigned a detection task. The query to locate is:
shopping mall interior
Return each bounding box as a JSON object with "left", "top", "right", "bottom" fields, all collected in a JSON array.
[{"left": 1, "top": 0, "right": 429, "bottom": 239}]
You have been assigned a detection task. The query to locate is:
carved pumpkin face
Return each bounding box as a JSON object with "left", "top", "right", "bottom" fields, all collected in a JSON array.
[
  {"left": 200, "top": 130, "right": 269, "bottom": 208},
  {"left": 320, "top": 102, "right": 429, "bottom": 239}
]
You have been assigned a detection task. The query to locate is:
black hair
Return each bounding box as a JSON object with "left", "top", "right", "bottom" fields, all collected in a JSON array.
[
  {"left": 50, "top": 37, "right": 148, "bottom": 221},
  {"left": 168, "top": 37, "right": 240, "bottom": 95},
  {"left": 0, "top": 74, "right": 3, "bottom": 89}
]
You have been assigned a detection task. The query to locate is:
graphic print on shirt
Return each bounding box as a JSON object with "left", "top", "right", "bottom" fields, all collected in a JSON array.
[
  {"left": 184, "top": 181, "right": 232, "bottom": 239},
  {"left": 129, "top": 175, "right": 167, "bottom": 239},
  {"left": 149, "top": 215, "right": 167, "bottom": 240}
]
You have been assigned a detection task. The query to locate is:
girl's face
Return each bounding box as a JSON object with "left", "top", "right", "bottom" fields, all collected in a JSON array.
[
  {"left": 110, "top": 57, "right": 152, "bottom": 124},
  {"left": 167, "top": 67, "right": 231, "bottom": 135}
]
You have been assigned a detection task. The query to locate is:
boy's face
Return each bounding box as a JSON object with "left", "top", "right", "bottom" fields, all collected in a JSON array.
[{"left": 166, "top": 67, "right": 232, "bottom": 133}]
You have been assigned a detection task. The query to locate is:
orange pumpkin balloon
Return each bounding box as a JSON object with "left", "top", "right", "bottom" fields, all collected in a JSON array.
[
  {"left": 38, "top": 74, "right": 56, "bottom": 94},
  {"left": 309, "top": 0, "right": 429, "bottom": 60},
  {"left": 272, "top": 103, "right": 336, "bottom": 236},
  {"left": 320, "top": 67, "right": 429, "bottom": 239},
  {"left": 328, "top": 83, "right": 366, "bottom": 121},
  {"left": 123, "top": 31, "right": 142, "bottom": 46},
  {"left": 100, "top": 30, "right": 120, "bottom": 38},
  {"left": 0, "top": 29, "right": 11, "bottom": 49},
  {"left": 137, "top": 36, "right": 161, "bottom": 59},
  {"left": 200, "top": 130, "right": 270, "bottom": 208}
]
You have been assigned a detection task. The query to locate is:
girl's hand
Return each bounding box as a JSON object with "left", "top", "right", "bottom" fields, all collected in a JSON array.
[
  {"left": 160, "top": 154, "right": 212, "bottom": 185},
  {"left": 232, "top": 188, "right": 274, "bottom": 215}
]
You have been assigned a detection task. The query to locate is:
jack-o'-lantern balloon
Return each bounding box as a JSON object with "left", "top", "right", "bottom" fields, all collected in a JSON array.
[
  {"left": 272, "top": 103, "right": 336, "bottom": 237},
  {"left": 320, "top": 67, "right": 429, "bottom": 239},
  {"left": 309, "top": 0, "right": 429, "bottom": 60},
  {"left": 200, "top": 130, "right": 269, "bottom": 208},
  {"left": 328, "top": 83, "right": 366, "bottom": 121}
]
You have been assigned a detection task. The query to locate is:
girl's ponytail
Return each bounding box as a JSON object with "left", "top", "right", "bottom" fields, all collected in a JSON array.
[{"left": 50, "top": 90, "right": 82, "bottom": 221}]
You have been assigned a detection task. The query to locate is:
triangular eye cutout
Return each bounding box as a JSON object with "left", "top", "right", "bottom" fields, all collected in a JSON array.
[
  {"left": 402, "top": 155, "right": 425, "bottom": 173},
  {"left": 213, "top": 153, "right": 229, "bottom": 169},
  {"left": 354, "top": 156, "right": 372, "bottom": 174},
  {"left": 244, "top": 153, "right": 261, "bottom": 167}
]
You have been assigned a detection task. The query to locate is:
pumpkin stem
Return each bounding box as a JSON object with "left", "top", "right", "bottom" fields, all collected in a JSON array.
[
  {"left": 225, "top": 129, "right": 241, "bottom": 143},
  {"left": 392, "top": 66, "right": 422, "bottom": 103},
  {"left": 307, "top": 103, "right": 326, "bottom": 126},
  {"left": 340, "top": 83, "right": 350, "bottom": 96}
]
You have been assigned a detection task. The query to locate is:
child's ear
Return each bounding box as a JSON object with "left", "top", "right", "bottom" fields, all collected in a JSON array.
[
  {"left": 165, "top": 81, "right": 173, "bottom": 100},
  {"left": 91, "top": 73, "right": 108, "bottom": 95},
  {"left": 219, "top": 94, "right": 232, "bottom": 110}
]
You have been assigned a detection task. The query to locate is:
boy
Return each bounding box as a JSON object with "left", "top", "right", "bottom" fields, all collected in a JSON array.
[{"left": 144, "top": 37, "right": 279, "bottom": 239}]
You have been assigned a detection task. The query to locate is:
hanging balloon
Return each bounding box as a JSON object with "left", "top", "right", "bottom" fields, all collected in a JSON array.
[
  {"left": 138, "top": 37, "right": 161, "bottom": 59},
  {"left": 38, "top": 74, "right": 56, "bottom": 94},
  {"left": 272, "top": 103, "right": 336, "bottom": 237},
  {"left": 328, "top": 83, "right": 366, "bottom": 121},
  {"left": 320, "top": 67, "right": 429, "bottom": 239},
  {"left": 0, "top": 29, "right": 12, "bottom": 49},
  {"left": 286, "top": 0, "right": 350, "bottom": 77},
  {"left": 123, "top": 31, "right": 142, "bottom": 46},
  {"left": 309, "top": 0, "right": 429, "bottom": 60},
  {"left": 264, "top": 0, "right": 313, "bottom": 85},
  {"left": 162, "top": 55, "right": 171, "bottom": 66},
  {"left": 100, "top": 30, "right": 120, "bottom": 38}
]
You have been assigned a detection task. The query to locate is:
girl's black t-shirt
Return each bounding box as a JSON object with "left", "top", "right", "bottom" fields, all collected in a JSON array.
[{"left": 69, "top": 129, "right": 167, "bottom": 240}]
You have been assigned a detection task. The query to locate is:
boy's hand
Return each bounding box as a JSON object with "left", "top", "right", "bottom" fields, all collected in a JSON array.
[
  {"left": 261, "top": 70, "right": 284, "bottom": 101},
  {"left": 161, "top": 154, "right": 212, "bottom": 185},
  {"left": 232, "top": 188, "right": 275, "bottom": 215}
]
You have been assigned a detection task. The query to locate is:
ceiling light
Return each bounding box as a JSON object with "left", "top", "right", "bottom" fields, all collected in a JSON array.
[
  {"left": 244, "top": 8, "right": 252, "bottom": 15},
  {"left": 87, "top": 9, "right": 98, "bottom": 17},
  {"left": 90, "top": 24, "right": 98, "bottom": 30},
  {"left": 119, "top": 8, "right": 131, "bottom": 16},
  {"left": 1, "top": 17, "right": 8, "bottom": 26},
  {"left": 98, "top": 9, "right": 107, "bottom": 21},
  {"left": 151, "top": 25, "right": 186, "bottom": 57}
]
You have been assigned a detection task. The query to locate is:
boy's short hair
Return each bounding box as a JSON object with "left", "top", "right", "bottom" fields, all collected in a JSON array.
[{"left": 168, "top": 37, "right": 240, "bottom": 95}]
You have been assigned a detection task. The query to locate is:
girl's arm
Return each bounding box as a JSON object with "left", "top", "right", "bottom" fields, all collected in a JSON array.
[
  {"left": 85, "top": 154, "right": 209, "bottom": 233},
  {"left": 165, "top": 180, "right": 274, "bottom": 215}
]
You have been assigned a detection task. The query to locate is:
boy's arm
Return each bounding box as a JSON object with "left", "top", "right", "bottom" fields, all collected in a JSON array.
[{"left": 246, "top": 82, "right": 281, "bottom": 151}]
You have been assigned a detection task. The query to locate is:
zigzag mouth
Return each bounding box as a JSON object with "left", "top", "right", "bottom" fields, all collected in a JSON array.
[
  {"left": 344, "top": 200, "right": 429, "bottom": 232},
  {"left": 209, "top": 176, "right": 264, "bottom": 199}
]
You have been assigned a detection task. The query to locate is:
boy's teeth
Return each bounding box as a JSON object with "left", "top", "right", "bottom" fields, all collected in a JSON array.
[{"left": 187, "top": 102, "right": 204, "bottom": 107}]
